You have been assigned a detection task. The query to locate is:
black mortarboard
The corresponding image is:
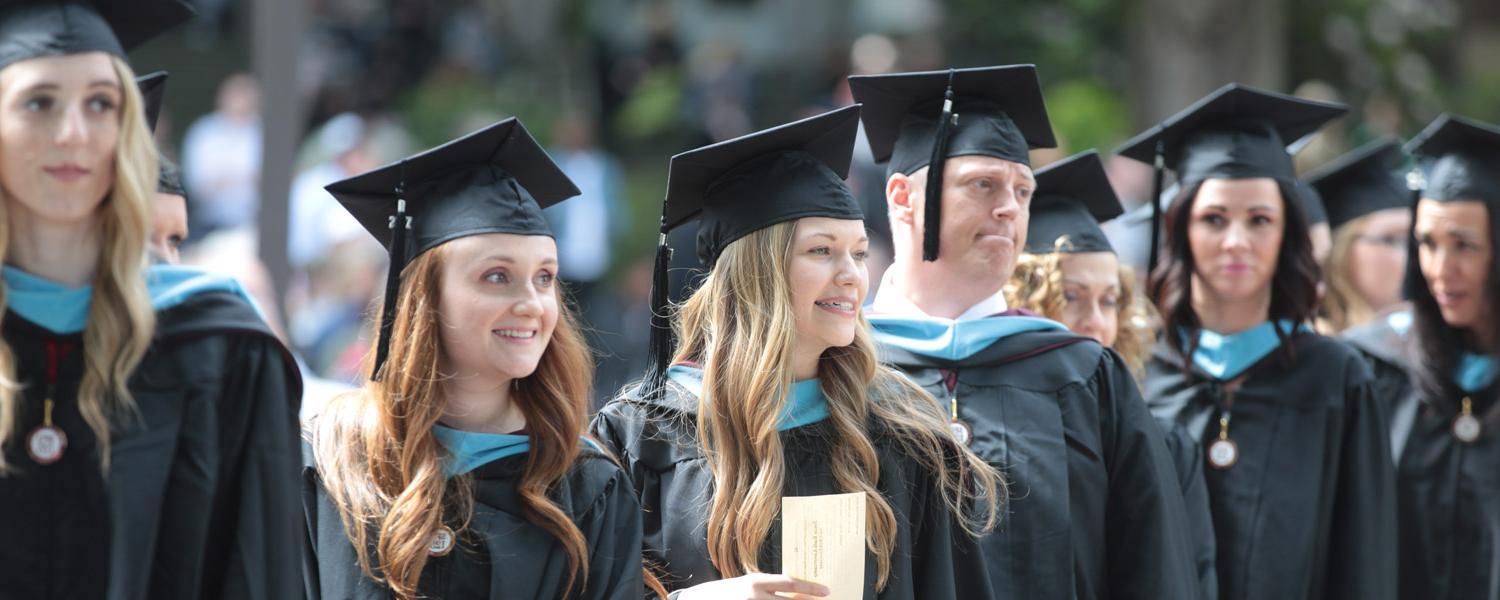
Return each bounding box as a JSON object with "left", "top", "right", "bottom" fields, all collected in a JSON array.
[
  {"left": 1295, "top": 180, "right": 1328, "bottom": 225},
  {"left": 642, "top": 105, "right": 864, "bottom": 398},
  {"left": 849, "top": 65, "right": 1056, "bottom": 261},
  {"left": 1405, "top": 113, "right": 1500, "bottom": 204},
  {"left": 327, "top": 118, "right": 580, "bottom": 380},
  {"left": 0, "top": 1, "right": 194, "bottom": 71},
  {"left": 1116, "top": 83, "right": 1348, "bottom": 272},
  {"left": 1402, "top": 113, "right": 1500, "bottom": 302},
  {"left": 136, "top": 70, "right": 165, "bottom": 132},
  {"left": 157, "top": 155, "right": 183, "bottom": 197},
  {"left": 134, "top": 70, "right": 180, "bottom": 196},
  {"left": 1024, "top": 150, "right": 1122, "bottom": 254},
  {"left": 1303, "top": 137, "right": 1409, "bottom": 229}
]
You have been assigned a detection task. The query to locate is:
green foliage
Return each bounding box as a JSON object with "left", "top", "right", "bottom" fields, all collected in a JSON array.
[{"left": 1045, "top": 78, "right": 1129, "bottom": 153}]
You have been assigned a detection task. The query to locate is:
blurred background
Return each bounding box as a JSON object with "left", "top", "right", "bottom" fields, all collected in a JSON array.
[{"left": 134, "top": 0, "right": 1500, "bottom": 406}]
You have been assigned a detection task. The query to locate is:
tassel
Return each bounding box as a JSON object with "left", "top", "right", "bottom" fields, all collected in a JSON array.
[
  {"left": 372, "top": 164, "right": 411, "bottom": 382},
  {"left": 1400, "top": 166, "right": 1425, "bottom": 302},
  {"left": 1147, "top": 140, "right": 1165, "bottom": 277},
  {"left": 642, "top": 228, "right": 674, "bottom": 400},
  {"left": 922, "top": 69, "right": 958, "bottom": 262}
]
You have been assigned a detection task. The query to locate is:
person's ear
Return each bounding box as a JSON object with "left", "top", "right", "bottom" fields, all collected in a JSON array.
[{"left": 888, "top": 173, "right": 915, "bottom": 226}]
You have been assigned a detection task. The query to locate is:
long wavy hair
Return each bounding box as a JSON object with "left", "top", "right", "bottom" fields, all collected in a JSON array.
[
  {"left": 1148, "top": 179, "right": 1322, "bottom": 360},
  {"left": 1320, "top": 216, "right": 1381, "bottom": 333},
  {"left": 0, "top": 56, "right": 157, "bottom": 472},
  {"left": 671, "top": 220, "right": 1003, "bottom": 589},
  {"left": 1006, "top": 239, "right": 1158, "bottom": 381},
  {"left": 311, "top": 243, "right": 600, "bottom": 599},
  {"left": 1406, "top": 198, "right": 1500, "bottom": 408}
]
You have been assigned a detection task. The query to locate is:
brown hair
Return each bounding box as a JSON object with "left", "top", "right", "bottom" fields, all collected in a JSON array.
[
  {"left": 310, "top": 243, "right": 599, "bottom": 598},
  {"left": 1149, "top": 179, "right": 1322, "bottom": 359},
  {"left": 672, "top": 220, "right": 1002, "bottom": 589}
]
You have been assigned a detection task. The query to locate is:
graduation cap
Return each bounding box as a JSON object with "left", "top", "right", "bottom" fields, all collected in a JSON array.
[
  {"left": 157, "top": 155, "right": 183, "bottom": 197},
  {"left": 1402, "top": 113, "right": 1500, "bottom": 301},
  {"left": 133, "top": 70, "right": 182, "bottom": 196},
  {"left": 1303, "top": 137, "right": 1409, "bottom": 229},
  {"left": 849, "top": 65, "right": 1056, "bottom": 261},
  {"left": 1294, "top": 180, "right": 1328, "bottom": 225},
  {"left": 642, "top": 105, "right": 864, "bottom": 398},
  {"left": 136, "top": 70, "right": 165, "bottom": 132},
  {"left": 326, "top": 117, "right": 580, "bottom": 380},
  {"left": 0, "top": 0, "right": 194, "bottom": 71},
  {"left": 1116, "top": 83, "right": 1348, "bottom": 272},
  {"left": 1024, "top": 150, "right": 1122, "bottom": 254},
  {"left": 1405, "top": 113, "right": 1500, "bottom": 204}
]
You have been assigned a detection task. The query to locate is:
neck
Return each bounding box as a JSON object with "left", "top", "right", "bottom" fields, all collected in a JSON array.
[
  {"left": 889, "top": 257, "right": 1004, "bottom": 319},
  {"left": 1191, "top": 278, "right": 1271, "bottom": 335},
  {"left": 6, "top": 205, "right": 101, "bottom": 287},
  {"left": 790, "top": 344, "right": 823, "bottom": 381},
  {"left": 439, "top": 374, "right": 527, "bottom": 434}
]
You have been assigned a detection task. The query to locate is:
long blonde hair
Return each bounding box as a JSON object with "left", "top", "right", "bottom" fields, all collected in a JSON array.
[
  {"left": 311, "top": 244, "right": 601, "bottom": 599},
  {"left": 1006, "top": 240, "right": 1157, "bottom": 381},
  {"left": 672, "top": 220, "right": 1002, "bottom": 590},
  {"left": 0, "top": 56, "right": 157, "bottom": 472},
  {"left": 1321, "top": 217, "right": 1378, "bottom": 333}
]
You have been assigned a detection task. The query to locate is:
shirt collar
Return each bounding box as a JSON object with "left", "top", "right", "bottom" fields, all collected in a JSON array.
[{"left": 870, "top": 268, "right": 1009, "bottom": 322}]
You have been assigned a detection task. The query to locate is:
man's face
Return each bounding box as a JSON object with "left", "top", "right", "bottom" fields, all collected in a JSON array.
[{"left": 907, "top": 155, "right": 1035, "bottom": 280}]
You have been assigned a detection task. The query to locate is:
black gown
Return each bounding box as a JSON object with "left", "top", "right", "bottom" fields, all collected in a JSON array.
[
  {"left": 1143, "top": 332, "right": 1397, "bottom": 600},
  {"left": 303, "top": 444, "right": 646, "bottom": 599},
  {"left": 0, "top": 290, "right": 304, "bottom": 599},
  {"left": 1159, "top": 417, "right": 1220, "bottom": 600},
  {"left": 878, "top": 328, "right": 1201, "bottom": 600},
  {"left": 1348, "top": 316, "right": 1500, "bottom": 599},
  {"left": 1342, "top": 314, "right": 1416, "bottom": 437},
  {"left": 591, "top": 380, "right": 995, "bottom": 599}
]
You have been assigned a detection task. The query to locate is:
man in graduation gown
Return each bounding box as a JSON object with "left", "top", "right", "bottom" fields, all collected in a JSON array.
[{"left": 849, "top": 65, "right": 1200, "bottom": 599}]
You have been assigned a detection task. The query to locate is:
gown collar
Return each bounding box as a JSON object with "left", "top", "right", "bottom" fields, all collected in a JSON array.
[{"left": 666, "top": 364, "right": 829, "bottom": 430}]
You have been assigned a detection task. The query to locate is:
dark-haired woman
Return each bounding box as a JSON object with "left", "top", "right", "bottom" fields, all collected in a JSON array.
[
  {"left": 1390, "top": 114, "right": 1500, "bottom": 600},
  {"left": 1118, "top": 84, "right": 1396, "bottom": 600}
]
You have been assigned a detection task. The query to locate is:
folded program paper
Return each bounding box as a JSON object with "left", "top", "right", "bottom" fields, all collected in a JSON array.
[{"left": 781, "top": 492, "right": 866, "bottom": 600}]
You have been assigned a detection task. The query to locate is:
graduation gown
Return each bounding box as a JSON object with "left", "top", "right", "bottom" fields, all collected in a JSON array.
[
  {"left": 1348, "top": 316, "right": 1500, "bottom": 599},
  {"left": 1342, "top": 313, "right": 1416, "bottom": 437},
  {"left": 0, "top": 290, "right": 304, "bottom": 600},
  {"left": 591, "top": 381, "right": 994, "bottom": 599},
  {"left": 879, "top": 329, "right": 1201, "bottom": 600},
  {"left": 303, "top": 445, "right": 646, "bottom": 599},
  {"left": 1143, "top": 332, "right": 1397, "bottom": 600},
  {"left": 1159, "top": 418, "right": 1219, "bottom": 600}
]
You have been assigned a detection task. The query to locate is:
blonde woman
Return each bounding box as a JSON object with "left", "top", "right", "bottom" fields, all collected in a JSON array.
[
  {"left": 0, "top": 2, "right": 304, "bottom": 598},
  {"left": 1006, "top": 151, "right": 1158, "bottom": 380},
  {"left": 593, "top": 107, "right": 1001, "bottom": 600},
  {"left": 1005, "top": 150, "right": 1218, "bottom": 599},
  {"left": 1303, "top": 138, "right": 1413, "bottom": 334},
  {"left": 308, "top": 119, "right": 656, "bottom": 600}
]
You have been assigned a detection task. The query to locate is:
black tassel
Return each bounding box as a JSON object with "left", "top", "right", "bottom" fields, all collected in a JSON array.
[
  {"left": 922, "top": 69, "right": 957, "bottom": 262},
  {"left": 1400, "top": 166, "right": 1424, "bottom": 302},
  {"left": 1147, "top": 140, "right": 1165, "bottom": 277},
  {"left": 372, "top": 166, "right": 410, "bottom": 382},
  {"left": 642, "top": 228, "right": 674, "bottom": 400}
]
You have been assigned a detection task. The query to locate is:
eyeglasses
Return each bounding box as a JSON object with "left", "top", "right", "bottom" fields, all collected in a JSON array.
[{"left": 1354, "top": 234, "right": 1406, "bottom": 250}]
